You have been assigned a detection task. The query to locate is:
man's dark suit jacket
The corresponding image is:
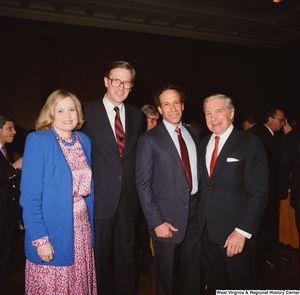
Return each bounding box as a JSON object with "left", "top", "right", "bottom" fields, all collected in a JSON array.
[
  {"left": 246, "top": 123, "right": 259, "bottom": 135},
  {"left": 83, "top": 99, "right": 145, "bottom": 219},
  {"left": 197, "top": 127, "right": 269, "bottom": 244},
  {"left": 0, "top": 149, "right": 20, "bottom": 290},
  {"left": 0, "top": 151, "right": 19, "bottom": 227},
  {"left": 136, "top": 122, "right": 200, "bottom": 244},
  {"left": 255, "top": 125, "right": 289, "bottom": 201}
]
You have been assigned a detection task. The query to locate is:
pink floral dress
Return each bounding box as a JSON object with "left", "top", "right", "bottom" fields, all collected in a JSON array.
[{"left": 25, "top": 138, "right": 97, "bottom": 295}]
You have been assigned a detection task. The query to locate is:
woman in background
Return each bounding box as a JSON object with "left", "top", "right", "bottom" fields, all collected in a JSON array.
[{"left": 20, "top": 89, "right": 97, "bottom": 294}]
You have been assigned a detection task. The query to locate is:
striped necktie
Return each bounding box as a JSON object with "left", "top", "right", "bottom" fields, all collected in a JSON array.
[{"left": 114, "top": 107, "right": 126, "bottom": 155}]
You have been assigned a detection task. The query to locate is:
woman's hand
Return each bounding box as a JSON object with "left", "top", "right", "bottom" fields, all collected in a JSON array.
[{"left": 37, "top": 242, "right": 54, "bottom": 262}]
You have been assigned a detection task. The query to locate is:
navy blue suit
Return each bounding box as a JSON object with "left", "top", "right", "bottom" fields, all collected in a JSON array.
[{"left": 83, "top": 98, "right": 145, "bottom": 295}]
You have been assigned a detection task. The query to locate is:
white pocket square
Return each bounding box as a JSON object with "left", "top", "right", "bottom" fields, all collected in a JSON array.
[{"left": 227, "top": 157, "right": 239, "bottom": 162}]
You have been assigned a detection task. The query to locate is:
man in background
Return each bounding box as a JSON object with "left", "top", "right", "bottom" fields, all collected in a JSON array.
[
  {"left": 255, "top": 109, "right": 292, "bottom": 267},
  {"left": 0, "top": 115, "right": 22, "bottom": 292},
  {"left": 142, "top": 104, "right": 160, "bottom": 131},
  {"left": 242, "top": 114, "right": 259, "bottom": 134}
]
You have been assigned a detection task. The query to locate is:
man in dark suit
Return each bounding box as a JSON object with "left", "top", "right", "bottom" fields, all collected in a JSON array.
[
  {"left": 0, "top": 115, "right": 22, "bottom": 292},
  {"left": 197, "top": 94, "right": 268, "bottom": 292},
  {"left": 255, "top": 109, "right": 292, "bottom": 267},
  {"left": 136, "top": 85, "right": 202, "bottom": 295},
  {"left": 83, "top": 61, "right": 146, "bottom": 295}
]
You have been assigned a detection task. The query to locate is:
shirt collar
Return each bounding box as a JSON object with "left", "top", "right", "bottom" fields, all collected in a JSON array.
[
  {"left": 213, "top": 124, "right": 233, "bottom": 141},
  {"left": 103, "top": 95, "right": 124, "bottom": 114},
  {"left": 264, "top": 124, "right": 274, "bottom": 136},
  {"left": 163, "top": 119, "right": 183, "bottom": 135}
]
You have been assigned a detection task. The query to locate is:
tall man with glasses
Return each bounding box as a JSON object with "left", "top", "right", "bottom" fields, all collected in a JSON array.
[
  {"left": 83, "top": 61, "right": 146, "bottom": 295},
  {"left": 255, "top": 109, "right": 292, "bottom": 267}
]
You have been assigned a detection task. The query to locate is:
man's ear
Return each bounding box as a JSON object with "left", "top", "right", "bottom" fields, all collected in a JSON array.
[{"left": 104, "top": 76, "right": 108, "bottom": 88}]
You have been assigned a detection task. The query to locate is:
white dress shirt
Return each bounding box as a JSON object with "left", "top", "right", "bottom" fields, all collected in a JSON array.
[
  {"left": 103, "top": 95, "right": 126, "bottom": 136},
  {"left": 163, "top": 120, "right": 198, "bottom": 195}
]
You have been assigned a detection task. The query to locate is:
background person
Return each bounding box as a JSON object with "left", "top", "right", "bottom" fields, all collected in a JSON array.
[
  {"left": 254, "top": 108, "right": 292, "bottom": 267},
  {"left": 141, "top": 104, "right": 160, "bottom": 131},
  {"left": 0, "top": 115, "right": 22, "bottom": 293},
  {"left": 242, "top": 114, "right": 259, "bottom": 134}
]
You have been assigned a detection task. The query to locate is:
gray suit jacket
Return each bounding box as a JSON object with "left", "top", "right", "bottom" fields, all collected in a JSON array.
[{"left": 136, "top": 122, "right": 200, "bottom": 244}]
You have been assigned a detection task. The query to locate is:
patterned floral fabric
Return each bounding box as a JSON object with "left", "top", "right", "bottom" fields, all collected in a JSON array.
[{"left": 25, "top": 137, "right": 97, "bottom": 294}]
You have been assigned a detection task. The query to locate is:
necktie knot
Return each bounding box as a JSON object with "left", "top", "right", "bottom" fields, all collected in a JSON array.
[
  {"left": 215, "top": 136, "right": 220, "bottom": 143},
  {"left": 175, "top": 127, "right": 181, "bottom": 135}
]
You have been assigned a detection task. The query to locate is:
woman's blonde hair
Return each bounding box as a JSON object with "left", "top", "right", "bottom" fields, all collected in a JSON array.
[{"left": 36, "top": 89, "right": 84, "bottom": 131}]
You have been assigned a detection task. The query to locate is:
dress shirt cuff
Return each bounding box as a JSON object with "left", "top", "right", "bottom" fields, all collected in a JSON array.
[
  {"left": 32, "top": 236, "right": 49, "bottom": 248},
  {"left": 235, "top": 228, "right": 252, "bottom": 239}
]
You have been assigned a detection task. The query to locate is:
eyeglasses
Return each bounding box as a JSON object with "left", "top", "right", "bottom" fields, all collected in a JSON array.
[
  {"left": 147, "top": 116, "right": 159, "bottom": 122},
  {"left": 273, "top": 117, "right": 285, "bottom": 123},
  {"left": 106, "top": 77, "right": 133, "bottom": 89}
]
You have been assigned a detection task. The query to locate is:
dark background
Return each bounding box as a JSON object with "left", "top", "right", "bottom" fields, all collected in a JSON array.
[{"left": 1, "top": 16, "right": 300, "bottom": 132}]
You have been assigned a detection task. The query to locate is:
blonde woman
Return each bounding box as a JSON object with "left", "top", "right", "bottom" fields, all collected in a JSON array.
[{"left": 20, "top": 89, "right": 97, "bottom": 294}]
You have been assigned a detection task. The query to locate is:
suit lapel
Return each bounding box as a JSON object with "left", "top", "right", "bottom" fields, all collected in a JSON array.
[
  {"left": 92, "top": 99, "right": 119, "bottom": 154},
  {"left": 211, "top": 128, "right": 238, "bottom": 179},
  {"left": 124, "top": 104, "right": 134, "bottom": 155},
  {"left": 200, "top": 135, "right": 212, "bottom": 181},
  {"left": 158, "top": 123, "right": 187, "bottom": 180}
]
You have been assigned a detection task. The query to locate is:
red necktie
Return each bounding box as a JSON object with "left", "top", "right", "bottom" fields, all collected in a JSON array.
[
  {"left": 114, "top": 107, "right": 126, "bottom": 155},
  {"left": 210, "top": 136, "right": 220, "bottom": 178},
  {"left": 175, "top": 127, "right": 192, "bottom": 190},
  {"left": 1, "top": 145, "right": 9, "bottom": 162}
]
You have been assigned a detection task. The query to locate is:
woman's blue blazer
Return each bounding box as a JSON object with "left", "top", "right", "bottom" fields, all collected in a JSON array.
[{"left": 20, "top": 130, "right": 95, "bottom": 266}]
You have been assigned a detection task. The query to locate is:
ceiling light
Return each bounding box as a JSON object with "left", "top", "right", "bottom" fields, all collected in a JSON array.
[{"left": 273, "top": 0, "right": 282, "bottom": 3}]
